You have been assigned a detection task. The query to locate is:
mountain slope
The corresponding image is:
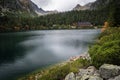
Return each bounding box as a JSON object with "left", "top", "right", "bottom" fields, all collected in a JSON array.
[
  {"left": 90, "top": 0, "right": 111, "bottom": 10},
  {"left": 73, "top": 0, "right": 111, "bottom": 11},
  {"left": 0, "top": 0, "right": 57, "bottom": 16}
]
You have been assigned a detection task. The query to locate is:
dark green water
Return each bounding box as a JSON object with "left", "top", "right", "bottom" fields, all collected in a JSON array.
[{"left": 0, "top": 29, "right": 100, "bottom": 80}]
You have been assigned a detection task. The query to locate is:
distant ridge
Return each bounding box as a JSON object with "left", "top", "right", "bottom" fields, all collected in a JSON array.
[
  {"left": 73, "top": 0, "right": 111, "bottom": 11},
  {"left": 73, "top": 2, "right": 93, "bottom": 11}
]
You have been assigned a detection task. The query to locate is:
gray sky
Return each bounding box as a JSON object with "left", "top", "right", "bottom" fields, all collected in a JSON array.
[{"left": 31, "top": 0, "right": 96, "bottom": 11}]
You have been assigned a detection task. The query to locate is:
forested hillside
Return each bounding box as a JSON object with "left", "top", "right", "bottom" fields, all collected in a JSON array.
[{"left": 0, "top": 0, "right": 119, "bottom": 32}]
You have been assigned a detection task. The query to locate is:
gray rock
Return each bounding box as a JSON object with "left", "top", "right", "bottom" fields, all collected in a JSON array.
[
  {"left": 109, "top": 75, "right": 120, "bottom": 80},
  {"left": 81, "top": 75, "right": 103, "bottom": 80},
  {"left": 65, "top": 72, "right": 76, "bottom": 80},
  {"left": 78, "top": 66, "right": 96, "bottom": 76},
  {"left": 94, "top": 70, "right": 100, "bottom": 77},
  {"left": 89, "top": 75, "right": 103, "bottom": 80},
  {"left": 87, "top": 66, "right": 97, "bottom": 75},
  {"left": 76, "top": 66, "right": 102, "bottom": 80},
  {"left": 81, "top": 74, "right": 90, "bottom": 80},
  {"left": 76, "top": 76, "right": 82, "bottom": 80},
  {"left": 78, "top": 69, "right": 87, "bottom": 76},
  {"left": 99, "top": 64, "right": 120, "bottom": 79}
]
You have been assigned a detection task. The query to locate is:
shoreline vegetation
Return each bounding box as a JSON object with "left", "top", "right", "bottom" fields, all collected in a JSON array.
[
  {"left": 0, "top": 26, "right": 101, "bottom": 33},
  {"left": 18, "top": 53, "right": 91, "bottom": 80},
  {"left": 18, "top": 27, "right": 120, "bottom": 80},
  {"left": 89, "top": 27, "right": 120, "bottom": 68}
]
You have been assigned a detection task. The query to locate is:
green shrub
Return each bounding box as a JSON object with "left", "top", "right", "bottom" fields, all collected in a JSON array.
[
  {"left": 89, "top": 27, "right": 120, "bottom": 68},
  {"left": 98, "top": 27, "right": 120, "bottom": 39}
]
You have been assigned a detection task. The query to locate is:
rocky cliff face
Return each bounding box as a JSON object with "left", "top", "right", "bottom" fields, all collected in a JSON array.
[{"left": 0, "top": 0, "right": 57, "bottom": 15}]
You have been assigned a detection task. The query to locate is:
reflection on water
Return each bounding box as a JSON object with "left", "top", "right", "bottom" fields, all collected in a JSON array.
[{"left": 0, "top": 29, "right": 100, "bottom": 80}]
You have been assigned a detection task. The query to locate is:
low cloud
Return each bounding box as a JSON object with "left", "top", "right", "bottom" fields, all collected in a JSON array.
[{"left": 31, "top": 0, "right": 96, "bottom": 11}]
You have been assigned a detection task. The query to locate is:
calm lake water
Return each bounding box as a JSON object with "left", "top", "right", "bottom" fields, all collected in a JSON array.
[{"left": 0, "top": 29, "right": 100, "bottom": 80}]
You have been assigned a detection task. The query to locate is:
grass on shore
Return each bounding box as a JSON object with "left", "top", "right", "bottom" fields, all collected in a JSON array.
[{"left": 18, "top": 59, "right": 90, "bottom": 80}]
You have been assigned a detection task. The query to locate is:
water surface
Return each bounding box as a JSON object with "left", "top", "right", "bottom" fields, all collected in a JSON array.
[{"left": 0, "top": 29, "right": 100, "bottom": 80}]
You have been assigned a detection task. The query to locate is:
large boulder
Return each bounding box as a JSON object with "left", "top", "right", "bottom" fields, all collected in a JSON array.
[
  {"left": 109, "top": 75, "right": 120, "bottom": 80},
  {"left": 76, "top": 66, "right": 103, "bottom": 80},
  {"left": 65, "top": 72, "right": 76, "bottom": 80},
  {"left": 99, "top": 64, "right": 120, "bottom": 79}
]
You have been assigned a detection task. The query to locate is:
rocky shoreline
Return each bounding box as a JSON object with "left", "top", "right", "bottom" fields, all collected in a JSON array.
[
  {"left": 65, "top": 64, "right": 120, "bottom": 80},
  {"left": 26, "top": 53, "right": 90, "bottom": 80}
]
